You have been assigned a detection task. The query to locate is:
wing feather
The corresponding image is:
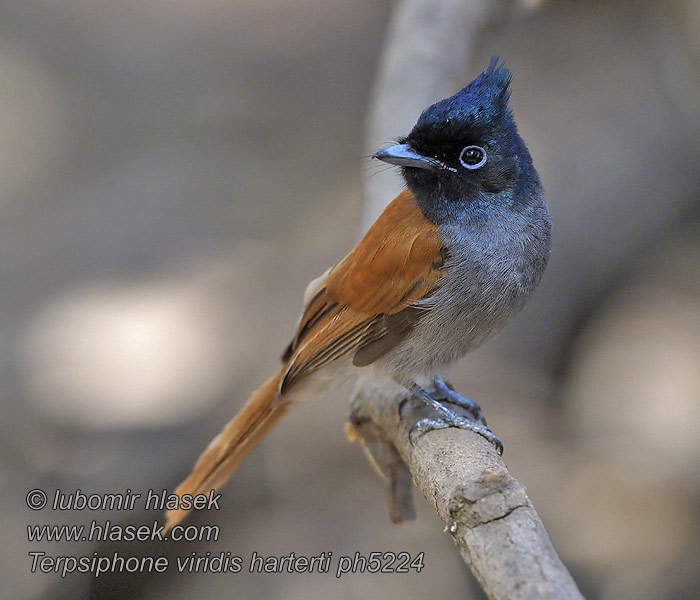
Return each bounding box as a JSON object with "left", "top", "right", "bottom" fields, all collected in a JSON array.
[{"left": 280, "top": 189, "right": 446, "bottom": 390}]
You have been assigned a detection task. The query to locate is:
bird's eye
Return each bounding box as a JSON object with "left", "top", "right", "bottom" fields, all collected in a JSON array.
[{"left": 459, "top": 145, "right": 487, "bottom": 170}]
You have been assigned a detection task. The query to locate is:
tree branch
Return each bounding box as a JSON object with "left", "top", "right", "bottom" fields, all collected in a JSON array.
[{"left": 347, "top": 379, "right": 585, "bottom": 600}]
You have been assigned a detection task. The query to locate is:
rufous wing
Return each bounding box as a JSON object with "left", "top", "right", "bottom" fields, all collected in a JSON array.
[{"left": 281, "top": 189, "right": 446, "bottom": 389}]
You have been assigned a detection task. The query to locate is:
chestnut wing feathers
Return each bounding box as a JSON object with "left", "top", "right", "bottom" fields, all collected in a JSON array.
[{"left": 280, "top": 190, "right": 446, "bottom": 391}]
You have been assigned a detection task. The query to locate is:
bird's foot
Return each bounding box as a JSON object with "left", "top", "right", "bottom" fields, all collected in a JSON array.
[
  {"left": 432, "top": 376, "right": 487, "bottom": 426},
  {"left": 408, "top": 382, "right": 503, "bottom": 454}
]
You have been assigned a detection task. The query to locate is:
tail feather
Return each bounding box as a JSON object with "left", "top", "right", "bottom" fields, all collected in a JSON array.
[{"left": 164, "top": 370, "right": 288, "bottom": 532}]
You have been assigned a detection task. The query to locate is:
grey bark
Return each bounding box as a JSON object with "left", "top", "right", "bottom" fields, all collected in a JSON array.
[{"left": 348, "top": 380, "right": 585, "bottom": 600}]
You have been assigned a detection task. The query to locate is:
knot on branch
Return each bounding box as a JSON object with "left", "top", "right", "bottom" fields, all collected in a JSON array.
[{"left": 448, "top": 471, "right": 530, "bottom": 529}]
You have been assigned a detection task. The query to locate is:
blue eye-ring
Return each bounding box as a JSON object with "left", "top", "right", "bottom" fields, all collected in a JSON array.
[{"left": 459, "top": 145, "right": 487, "bottom": 169}]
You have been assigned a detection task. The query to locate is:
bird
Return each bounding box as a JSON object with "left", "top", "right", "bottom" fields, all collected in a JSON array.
[{"left": 164, "top": 58, "right": 552, "bottom": 531}]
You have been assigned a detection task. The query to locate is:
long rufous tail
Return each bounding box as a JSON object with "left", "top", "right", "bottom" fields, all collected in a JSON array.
[{"left": 164, "top": 370, "right": 288, "bottom": 532}]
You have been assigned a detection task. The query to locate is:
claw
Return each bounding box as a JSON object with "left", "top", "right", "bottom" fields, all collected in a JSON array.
[
  {"left": 433, "top": 376, "right": 487, "bottom": 426},
  {"left": 409, "top": 417, "right": 447, "bottom": 445},
  {"left": 409, "top": 415, "right": 503, "bottom": 454},
  {"left": 407, "top": 382, "right": 503, "bottom": 454}
]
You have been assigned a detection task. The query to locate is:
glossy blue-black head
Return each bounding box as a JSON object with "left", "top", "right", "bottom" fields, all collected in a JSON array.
[
  {"left": 373, "top": 59, "right": 539, "bottom": 220},
  {"left": 410, "top": 57, "right": 513, "bottom": 144}
]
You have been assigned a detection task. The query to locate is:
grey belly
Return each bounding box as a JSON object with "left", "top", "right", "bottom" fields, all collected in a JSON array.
[{"left": 376, "top": 235, "right": 547, "bottom": 384}]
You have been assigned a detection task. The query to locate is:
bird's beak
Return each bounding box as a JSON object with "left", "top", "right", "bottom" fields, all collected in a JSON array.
[{"left": 372, "top": 143, "right": 441, "bottom": 171}]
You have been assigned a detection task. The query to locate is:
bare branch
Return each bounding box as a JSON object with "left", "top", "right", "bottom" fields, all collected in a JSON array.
[{"left": 348, "top": 380, "right": 585, "bottom": 600}]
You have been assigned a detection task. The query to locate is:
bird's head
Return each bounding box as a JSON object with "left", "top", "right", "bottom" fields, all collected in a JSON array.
[{"left": 373, "top": 59, "right": 537, "bottom": 221}]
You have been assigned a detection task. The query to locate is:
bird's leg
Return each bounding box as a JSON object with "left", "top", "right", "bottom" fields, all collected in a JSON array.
[
  {"left": 408, "top": 382, "right": 503, "bottom": 454},
  {"left": 432, "top": 375, "right": 487, "bottom": 426}
]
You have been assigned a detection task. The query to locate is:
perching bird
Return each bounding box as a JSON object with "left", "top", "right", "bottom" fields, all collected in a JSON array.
[{"left": 164, "top": 59, "right": 551, "bottom": 531}]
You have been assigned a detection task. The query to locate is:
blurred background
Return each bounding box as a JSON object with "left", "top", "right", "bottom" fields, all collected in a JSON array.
[{"left": 2, "top": 1, "right": 699, "bottom": 599}]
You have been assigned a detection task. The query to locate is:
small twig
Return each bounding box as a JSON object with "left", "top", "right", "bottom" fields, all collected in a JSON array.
[
  {"left": 348, "top": 378, "right": 585, "bottom": 600},
  {"left": 345, "top": 414, "right": 416, "bottom": 523}
]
